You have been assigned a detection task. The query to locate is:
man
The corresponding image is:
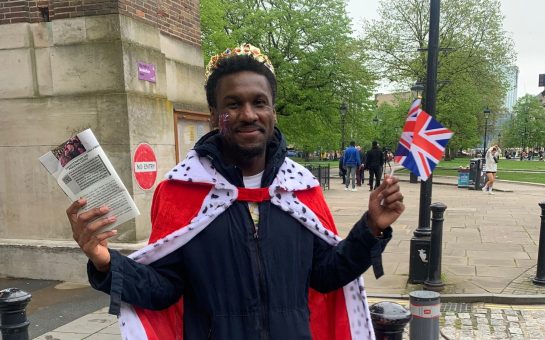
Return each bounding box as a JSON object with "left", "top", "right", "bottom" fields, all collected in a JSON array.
[
  {"left": 342, "top": 141, "right": 361, "bottom": 191},
  {"left": 338, "top": 150, "right": 347, "bottom": 184},
  {"left": 66, "top": 44, "right": 405, "bottom": 339},
  {"left": 383, "top": 147, "right": 393, "bottom": 176},
  {"left": 366, "top": 141, "right": 384, "bottom": 191}
]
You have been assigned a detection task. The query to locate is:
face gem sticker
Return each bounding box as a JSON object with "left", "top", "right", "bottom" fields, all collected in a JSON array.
[{"left": 219, "top": 112, "right": 230, "bottom": 135}]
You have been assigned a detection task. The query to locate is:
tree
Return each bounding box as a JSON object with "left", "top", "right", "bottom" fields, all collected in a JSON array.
[
  {"left": 361, "top": 0, "right": 516, "bottom": 158},
  {"left": 374, "top": 97, "right": 413, "bottom": 150},
  {"left": 200, "top": 0, "right": 377, "bottom": 152},
  {"left": 501, "top": 95, "right": 545, "bottom": 150}
]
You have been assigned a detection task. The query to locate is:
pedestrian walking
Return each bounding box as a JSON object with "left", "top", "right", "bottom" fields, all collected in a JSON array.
[
  {"left": 383, "top": 147, "right": 393, "bottom": 179},
  {"left": 65, "top": 43, "right": 405, "bottom": 339},
  {"left": 338, "top": 151, "right": 347, "bottom": 184},
  {"left": 356, "top": 145, "right": 366, "bottom": 186},
  {"left": 343, "top": 141, "right": 361, "bottom": 191},
  {"left": 483, "top": 145, "right": 500, "bottom": 194},
  {"left": 366, "top": 141, "right": 385, "bottom": 191}
]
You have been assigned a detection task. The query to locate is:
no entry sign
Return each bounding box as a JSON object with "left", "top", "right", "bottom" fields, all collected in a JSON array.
[{"left": 133, "top": 143, "right": 157, "bottom": 190}]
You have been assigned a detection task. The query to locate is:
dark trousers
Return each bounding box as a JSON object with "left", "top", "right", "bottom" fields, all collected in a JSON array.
[
  {"left": 356, "top": 166, "right": 365, "bottom": 186},
  {"left": 368, "top": 166, "right": 382, "bottom": 190}
]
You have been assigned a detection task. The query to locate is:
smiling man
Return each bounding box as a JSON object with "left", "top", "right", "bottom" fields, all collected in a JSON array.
[{"left": 67, "top": 44, "right": 405, "bottom": 340}]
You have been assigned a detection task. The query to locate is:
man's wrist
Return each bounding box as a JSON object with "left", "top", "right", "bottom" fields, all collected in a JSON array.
[
  {"left": 365, "top": 213, "right": 384, "bottom": 237},
  {"left": 93, "top": 261, "right": 111, "bottom": 273}
]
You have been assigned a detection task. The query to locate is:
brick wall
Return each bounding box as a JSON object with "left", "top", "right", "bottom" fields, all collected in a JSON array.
[{"left": 0, "top": 0, "right": 201, "bottom": 46}]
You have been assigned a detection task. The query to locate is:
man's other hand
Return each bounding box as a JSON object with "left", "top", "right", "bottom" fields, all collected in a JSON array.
[{"left": 66, "top": 199, "right": 117, "bottom": 272}]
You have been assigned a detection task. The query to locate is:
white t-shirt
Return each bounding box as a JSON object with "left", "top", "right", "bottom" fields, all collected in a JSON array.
[{"left": 243, "top": 171, "right": 264, "bottom": 227}]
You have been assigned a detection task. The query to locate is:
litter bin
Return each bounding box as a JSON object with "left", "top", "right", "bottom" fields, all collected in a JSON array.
[
  {"left": 468, "top": 158, "right": 483, "bottom": 190},
  {"left": 457, "top": 167, "right": 469, "bottom": 188}
]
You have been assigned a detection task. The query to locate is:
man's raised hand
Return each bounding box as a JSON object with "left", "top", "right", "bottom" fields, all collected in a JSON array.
[{"left": 367, "top": 175, "right": 405, "bottom": 236}]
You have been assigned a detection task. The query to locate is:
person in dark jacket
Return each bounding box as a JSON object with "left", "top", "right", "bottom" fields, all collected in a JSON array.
[
  {"left": 338, "top": 151, "right": 347, "bottom": 184},
  {"left": 66, "top": 44, "right": 405, "bottom": 339},
  {"left": 366, "top": 141, "right": 385, "bottom": 191}
]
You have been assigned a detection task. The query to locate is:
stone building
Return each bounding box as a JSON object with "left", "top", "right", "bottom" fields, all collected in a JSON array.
[
  {"left": 0, "top": 0, "right": 209, "bottom": 282},
  {"left": 374, "top": 91, "right": 411, "bottom": 107}
]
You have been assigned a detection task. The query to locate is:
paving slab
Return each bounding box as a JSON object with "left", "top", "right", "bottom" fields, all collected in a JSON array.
[{"left": 328, "top": 173, "right": 545, "bottom": 298}]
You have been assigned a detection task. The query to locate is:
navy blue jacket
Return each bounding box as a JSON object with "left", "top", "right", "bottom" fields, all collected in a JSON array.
[{"left": 88, "top": 128, "right": 391, "bottom": 339}]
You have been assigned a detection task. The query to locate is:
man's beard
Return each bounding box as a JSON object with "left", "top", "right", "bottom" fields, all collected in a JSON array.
[{"left": 230, "top": 140, "right": 268, "bottom": 161}]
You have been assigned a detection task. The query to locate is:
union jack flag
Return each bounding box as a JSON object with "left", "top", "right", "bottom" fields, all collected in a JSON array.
[
  {"left": 394, "top": 99, "right": 454, "bottom": 181},
  {"left": 394, "top": 98, "right": 422, "bottom": 164}
]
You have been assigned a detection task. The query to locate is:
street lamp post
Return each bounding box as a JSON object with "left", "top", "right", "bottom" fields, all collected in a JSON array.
[
  {"left": 523, "top": 115, "right": 529, "bottom": 152},
  {"left": 373, "top": 114, "right": 380, "bottom": 141},
  {"left": 409, "top": 82, "right": 424, "bottom": 184},
  {"left": 415, "top": 0, "right": 440, "bottom": 237},
  {"left": 411, "top": 82, "right": 425, "bottom": 99},
  {"left": 340, "top": 102, "right": 348, "bottom": 150},
  {"left": 409, "top": 0, "right": 441, "bottom": 284}
]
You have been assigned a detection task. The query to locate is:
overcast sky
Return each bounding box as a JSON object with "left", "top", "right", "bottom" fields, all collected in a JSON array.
[{"left": 346, "top": 0, "right": 545, "bottom": 98}]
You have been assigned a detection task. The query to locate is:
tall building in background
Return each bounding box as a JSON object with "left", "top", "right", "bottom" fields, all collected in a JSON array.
[
  {"left": 494, "top": 66, "right": 519, "bottom": 145},
  {"left": 0, "top": 0, "right": 209, "bottom": 282},
  {"left": 503, "top": 66, "right": 519, "bottom": 113}
]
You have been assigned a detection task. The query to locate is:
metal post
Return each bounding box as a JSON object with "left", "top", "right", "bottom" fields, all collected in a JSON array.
[
  {"left": 0, "top": 288, "right": 32, "bottom": 340},
  {"left": 317, "top": 165, "right": 322, "bottom": 189},
  {"left": 370, "top": 301, "right": 411, "bottom": 340},
  {"left": 409, "top": 291, "right": 440, "bottom": 340},
  {"left": 340, "top": 102, "right": 347, "bottom": 150},
  {"left": 409, "top": 0, "right": 440, "bottom": 283},
  {"left": 342, "top": 116, "right": 345, "bottom": 150},
  {"left": 533, "top": 201, "right": 545, "bottom": 285},
  {"left": 416, "top": 0, "right": 440, "bottom": 236},
  {"left": 326, "top": 163, "right": 330, "bottom": 190},
  {"left": 524, "top": 120, "right": 528, "bottom": 153},
  {"left": 483, "top": 116, "right": 489, "bottom": 158},
  {"left": 424, "top": 202, "right": 447, "bottom": 291}
]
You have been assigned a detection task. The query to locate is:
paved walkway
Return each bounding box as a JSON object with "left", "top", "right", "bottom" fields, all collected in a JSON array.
[{"left": 29, "top": 174, "right": 545, "bottom": 339}]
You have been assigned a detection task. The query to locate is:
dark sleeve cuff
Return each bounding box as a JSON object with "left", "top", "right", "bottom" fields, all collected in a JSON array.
[
  {"left": 87, "top": 249, "right": 124, "bottom": 315},
  {"left": 349, "top": 212, "right": 393, "bottom": 279}
]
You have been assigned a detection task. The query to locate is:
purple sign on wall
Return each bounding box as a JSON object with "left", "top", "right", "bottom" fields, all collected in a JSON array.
[{"left": 138, "top": 62, "right": 156, "bottom": 83}]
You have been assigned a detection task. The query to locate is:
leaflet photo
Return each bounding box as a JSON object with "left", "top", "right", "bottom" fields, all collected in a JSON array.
[{"left": 51, "top": 136, "right": 87, "bottom": 167}]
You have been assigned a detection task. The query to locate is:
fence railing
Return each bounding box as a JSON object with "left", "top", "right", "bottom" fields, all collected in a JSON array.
[{"left": 304, "top": 164, "right": 330, "bottom": 190}]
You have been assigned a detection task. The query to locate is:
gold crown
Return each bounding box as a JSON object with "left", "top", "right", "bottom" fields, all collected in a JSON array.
[{"left": 205, "top": 43, "right": 275, "bottom": 83}]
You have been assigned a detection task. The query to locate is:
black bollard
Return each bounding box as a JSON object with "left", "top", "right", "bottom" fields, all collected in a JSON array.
[
  {"left": 370, "top": 301, "right": 411, "bottom": 340},
  {"left": 424, "top": 202, "right": 446, "bottom": 291},
  {"left": 0, "top": 288, "right": 32, "bottom": 340},
  {"left": 533, "top": 201, "right": 545, "bottom": 285}
]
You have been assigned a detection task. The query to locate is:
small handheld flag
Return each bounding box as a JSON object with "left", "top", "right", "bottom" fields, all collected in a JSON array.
[
  {"left": 394, "top": 98, "right": 422, "bottom": 164},
  {"left": 394, "top": 99, "right": 454, "bottom": 181}
]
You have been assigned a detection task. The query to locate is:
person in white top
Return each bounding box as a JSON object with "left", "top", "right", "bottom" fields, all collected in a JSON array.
[{"left": 483, "top": 145, "right": 500, "bottom": 194}]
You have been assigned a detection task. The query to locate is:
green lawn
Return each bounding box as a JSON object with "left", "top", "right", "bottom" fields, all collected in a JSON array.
[
  {"left": 438, "top": 158, "right": 545, "bottom": 171},
  {"left": 409, "top": 158, "right": 545, "bottom": 184},
  {"left": 296, "top": 157, "right": 545, "bottom": 185}
]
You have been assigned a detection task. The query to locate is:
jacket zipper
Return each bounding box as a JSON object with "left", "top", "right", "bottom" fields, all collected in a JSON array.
[
  {"left": 207, "top": 314, "right": 213, "bottom": 339},
  {"left": 248, "top": 205, "right": 269, "bottom": 340}
]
